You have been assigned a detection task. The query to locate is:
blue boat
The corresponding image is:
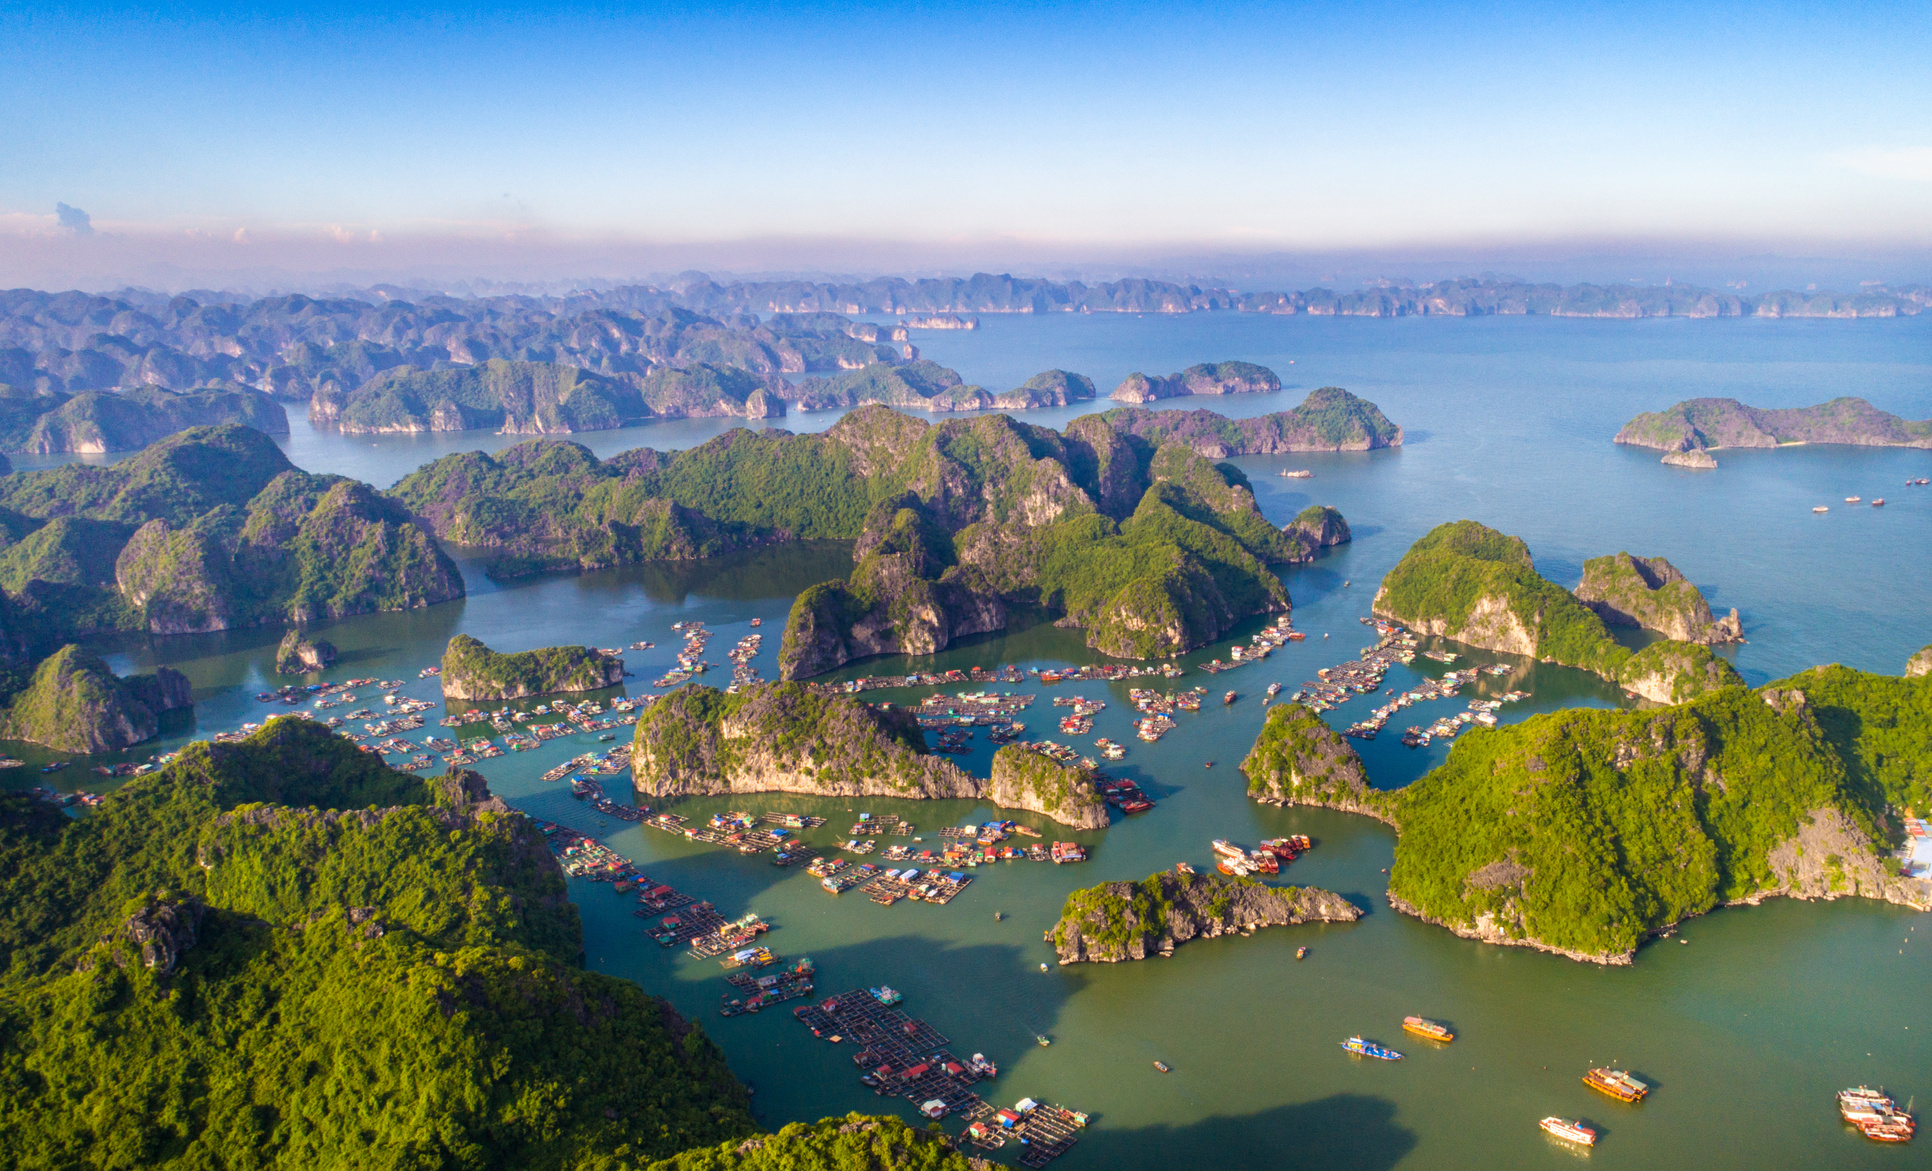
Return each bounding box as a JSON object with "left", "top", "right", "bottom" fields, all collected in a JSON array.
[{"left": 1341, "top": 1036, "right": 1403, "bottom": 1061}]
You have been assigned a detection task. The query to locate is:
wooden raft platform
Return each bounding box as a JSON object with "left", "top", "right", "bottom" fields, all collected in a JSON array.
[{"left": 792, "top": 990, "right": 984, "bottom": 1117}]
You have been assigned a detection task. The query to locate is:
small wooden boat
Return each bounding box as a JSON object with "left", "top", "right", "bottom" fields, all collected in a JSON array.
[
  {"left": 1296, "top": 947, "right": 1307, "bottom": 960},
  {"left": 1153, "top": 1061, "right": 1170, "bottom": 1073},
  {"left": 1035, "top": 1034, "right": 1051, "bottom": 1047},
  {"left": 1224, "top": 691, "right": 1237, "bottom": 704},
  {"left": 1540, "top": 1117, "right": 1597, "bottom": 1146}
]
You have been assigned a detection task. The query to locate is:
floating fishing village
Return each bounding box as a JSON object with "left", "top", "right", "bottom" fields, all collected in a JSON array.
[{"left": 22, "top": 583, "right": 1922, "bottom": 1163}]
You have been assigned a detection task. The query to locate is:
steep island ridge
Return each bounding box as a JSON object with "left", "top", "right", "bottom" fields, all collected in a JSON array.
[
  {"left": 1371, "top": 520, "right": 1742, "bottom": 703},
  {"left": 1574, "top": 552, "right": 1743, "bottom": 644}
]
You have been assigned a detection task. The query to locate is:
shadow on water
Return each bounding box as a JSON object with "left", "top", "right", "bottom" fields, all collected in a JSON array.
[{"left": 1073, "top": 1093, "right": 1417, "bottom": 1171}]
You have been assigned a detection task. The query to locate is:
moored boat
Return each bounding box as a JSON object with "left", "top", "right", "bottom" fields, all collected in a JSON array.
[
  {"left": 1540, "top": 1117, "right": 1597, "bottom": 1146},
  {"left": 1583, "top": 1068, "right": 1648, "bottom": 1102},
  {"left": 1341, "top": 1036, "right": 1403, "bottom": 1060},
  {"left": 1153, "top": 1060, "right": 1170, "bottom": 1073},
  {"left": 1224, "top": 691, "right": 1237, "bottom": 704},
  {"left": 1402, "top": 1016, "right": 1454, "bottom": 1042}
]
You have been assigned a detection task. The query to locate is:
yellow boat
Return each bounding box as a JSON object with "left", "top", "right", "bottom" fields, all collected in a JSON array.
[
  {"left": 1584, "top": 1067, "right": 1648, "bottom": 1102},
  {"left": 1401, "top": 1016, "right": 1454, "bottom": 1042}
]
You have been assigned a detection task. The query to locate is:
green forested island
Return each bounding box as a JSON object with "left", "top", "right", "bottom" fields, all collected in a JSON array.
[
  {"left": 0, "top": 383, "right": 287, "bottom": 454},
  {"left": 630, "top": 682, "right": 1111, "bottom": 828},
  {"left": 0, "top": 645, "right": 193, "bottom": 752},
  {"left": 1047, "top": 868, "right": 1360, "bottom": 963},
  {"left": 1371, "top": 520, "right": 1742, "bottom": 702},
  {"left": 1245, "top": 666, "right": 1932, "bottom": 963},
  {"left": 440, "top": 635, "right": 626, "bottom": 700},
  {"left": 0, "top": 719, "right": 795, "bottom": 1167},
  {"left": 1615, "top": 396, "right": 1932, "bottom": 463}
]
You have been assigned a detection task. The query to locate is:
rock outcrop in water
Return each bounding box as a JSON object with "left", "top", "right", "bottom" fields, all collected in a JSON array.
[
  {"left": 1284, "top": 505, "right": 1353, "bottom": 558},
  {"left": 1372, "top": 520, "right": 1743, "bottom": 703},
  {"left": 275, "top": 631, "right": 338, "bottom": 674},
  {"left": 439, "top": 635, "right": 623, "bottom": 700},
  {"left": 0, "top": 644, "right": 193, "bottom": 753},
  {"left": 1094, "top": 388, "right": 1403, "bottom": 454},
  {"left": 1908, "top": 644, "right": 1932, "bottom": 677},
  {"left": 1616, "top": 396, "right": 1932, "bottom": 458},
  {"left": 1049, "top": 868, "right": 1360, "bottom": 963},
  {"left": 1575, "top": 552, "right": 1742, "bottom": 644},
  {"left": 630, "top": 683, "right": 1106, "bottom": 827},
  {"left": 987, "top": 746, "right": 1110, "bottom": 830},
  {"left": 1241, "top": 703, "right": 1393, "bottom": 822}
]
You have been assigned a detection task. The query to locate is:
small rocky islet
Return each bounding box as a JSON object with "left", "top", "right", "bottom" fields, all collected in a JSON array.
[{"left": 1048, "top": 867, "right": 1361, "bottom": 963}]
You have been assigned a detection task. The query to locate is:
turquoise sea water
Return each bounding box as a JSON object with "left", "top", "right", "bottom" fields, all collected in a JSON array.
[{"left": 12, "top": 314, "right": 1932, "bottom": 1168}]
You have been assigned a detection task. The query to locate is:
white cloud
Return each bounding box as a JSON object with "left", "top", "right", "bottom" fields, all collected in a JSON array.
[{"left": 1827, "top": 145, "right": 1932, "bottom": 182}]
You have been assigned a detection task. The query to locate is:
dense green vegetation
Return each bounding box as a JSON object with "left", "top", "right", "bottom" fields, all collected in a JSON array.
[
  {"left": 0, "top": 425, "right": 461, "bottom": 650},
  {"left": 1240, "top": 702, "right": 1388, "bottom": 814},
  {"left": 988, "top": 746, "right": 1108, "bottom": 824},
  {"left": 0, "top": 718, "right": 770, "bottom": 1168},
  {"left": 441, "top": 634, "right": 623, "bottom": 699},
  {"left": 0, "top": 645, "right": 191, "bottom": 753},
  {"left": 0, "top": 383, "right": 287, "bottom": 454},
  {"left": 1374, "top": 520, "right": 1740, "bottom": 700},
  {"left": 1385, "top": 667, "right": 1932, "bottom": 958}
]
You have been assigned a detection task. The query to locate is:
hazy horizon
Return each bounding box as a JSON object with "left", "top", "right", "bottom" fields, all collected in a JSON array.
[{"left": 5, "top": 1, "right": 1930, "bottom": 292}]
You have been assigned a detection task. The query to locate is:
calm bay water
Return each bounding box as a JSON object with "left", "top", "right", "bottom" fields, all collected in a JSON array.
[{"left": 13, "top": 314, "right": 1932, "bottom": 1168}]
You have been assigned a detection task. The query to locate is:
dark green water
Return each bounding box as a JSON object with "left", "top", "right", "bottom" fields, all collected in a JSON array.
[{"left": 13, "top": 314, "right": 1932, "bottom": 1167}]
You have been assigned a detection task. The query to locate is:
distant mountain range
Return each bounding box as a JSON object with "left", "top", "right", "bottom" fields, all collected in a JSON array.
[{"left": 0, "top": 276, "right": 1923, "bottom": 451}]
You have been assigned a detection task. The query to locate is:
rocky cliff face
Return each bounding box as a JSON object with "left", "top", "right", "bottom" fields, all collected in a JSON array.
[
  {"left": 987, "top": 746, "right": 1110, "bottom": 830},
  {"left": 440, "top": 635, "right": 623, "bottom": 700},
  {"left": 1284, "top": 505, "right": 1352, "bottom": 558},
  {"left": 275, "top": 630, "right": 338, "bottom": 674},
  {"left": 1240, "top": 702, "right": 1393, "bottom": 822},
  {"left": 1049, "top": 868, "right": 1360, "bottom": 963},
  {"left": 115, "top": 519, "right": 235, "bottom": 634},
  {"left": 1661, "top": 449, "right": 1718, "bottom": 469},
  {"left": 0, "top": 644, "right": 193, "bottom": 753},
  {"left": 630, "top": 683, "right": 1106, "bottom": 827},
  {"left": 1615, "top": 640, "right": 1745, "bottom": 704},
  {"left": 115, "top": 897, "right": 206, "bottom": 978},
  {"left": 1908, "top": 644, "right": 1932, "bottom": 677},
  {"left": 631, "top": 682, "right": 980, "bottom": 800},
  {"left": 1575, "top": 552, "right": 1742, "bottom": 644}
]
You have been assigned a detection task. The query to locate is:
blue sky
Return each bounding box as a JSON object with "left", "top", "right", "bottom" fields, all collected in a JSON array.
[{"left": 3, "top": 1, "right": 1929, "bottom": 282}]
